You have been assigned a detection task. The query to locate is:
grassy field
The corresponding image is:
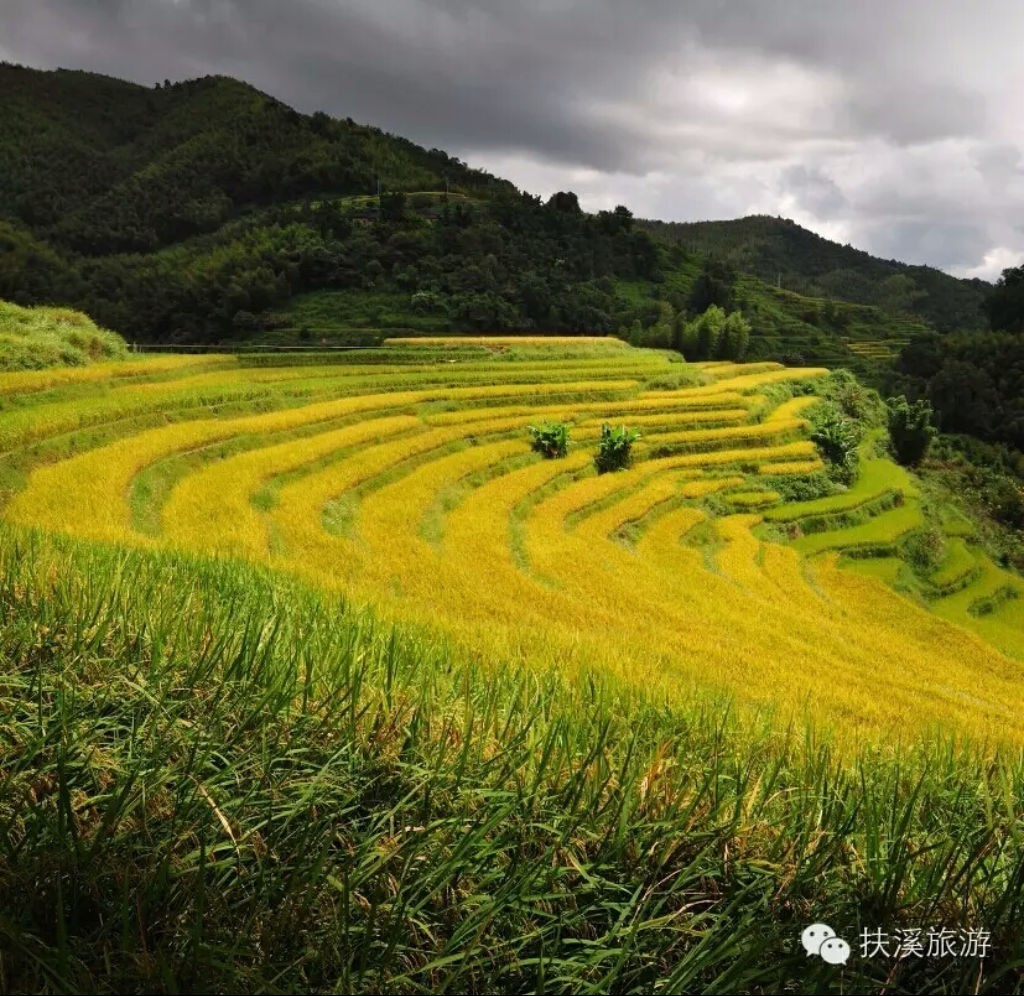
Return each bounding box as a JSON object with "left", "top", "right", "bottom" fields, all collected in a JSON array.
[
  {"left": 0, "top": 299, "right": 128, "bottom": 370},
  {"left": 2, "top": 339, "right": 1024, "bottom": 992}
]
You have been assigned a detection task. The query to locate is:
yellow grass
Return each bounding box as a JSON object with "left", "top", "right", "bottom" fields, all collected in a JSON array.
[
  {"left": 758, "top": 460, "right": 823, "bottom": 475},
  {"left": 0, "top": 353, "right": 237, "bottom": 396},
  {"left": 3, "top": 349, "right": 1024, "bottom": 748},
  {"left": 384, "top": 336, "right": 627, "bottom": 347}
]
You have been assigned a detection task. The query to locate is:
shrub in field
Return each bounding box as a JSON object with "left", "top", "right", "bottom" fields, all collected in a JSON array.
[
  {"left": 887, "top": 394, "right": 936, "bottom": 466},
  {"left": 810, "top": 402, "right": 861, "bottom": 485},
  {"left": 823, "top": 368, "right": 885, "bottom": 424},
  {"left": 594, "top": 422, "right": 641, "bottom": 473},
  {"left": 763, "top": 470, "right": 838, "bottom": 503},
  {"left": 904, "top": 526, "right": 946, "bottom": 572},
  {"left": 528, "top": 421, "right": 570, "bottom": 458}
]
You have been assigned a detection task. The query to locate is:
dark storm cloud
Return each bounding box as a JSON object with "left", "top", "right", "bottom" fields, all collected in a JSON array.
[
  {"left": 859, "top": 219, "right": 993, "bottom": 272},
  {"left": 781, "top": 165, "right": 847, "bottom": 219},
  {"left": 2, "top": 0, "right": 1023, "bottom": 277},
  {"left": 844, "top": 83, "right": 987, "bottom": 146}
]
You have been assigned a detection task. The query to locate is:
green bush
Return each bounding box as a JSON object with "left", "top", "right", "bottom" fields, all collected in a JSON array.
[
  {"left": 887, "top": 395, "right": 936, "bottom": 466},
  {"left": 528, "top": 421, "right": 570, "bottom": 459},
  {"left": 810, "top": 403, "right": 861, "bottom": 485},
  {"left": 762, "top": 471, "right": 838, "bottom": 503},
  {"left": 595, "top": 422, "right": 641, "bottom": 474},
  {"left": 822, "top": 368, "right": 885, "bottom": 425},
  {"left": 0, "top": 299, "right": 128, "bottom": 370},
  {"left": 903, "top": 527, "right": 946, "bottom": 573}
]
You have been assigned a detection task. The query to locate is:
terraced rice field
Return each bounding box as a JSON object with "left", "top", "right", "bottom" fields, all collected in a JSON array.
[{"left": 3, "top": 339, "right": 1023, "bottom": 746}]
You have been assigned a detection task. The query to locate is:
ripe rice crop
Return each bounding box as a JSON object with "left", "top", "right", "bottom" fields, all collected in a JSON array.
[
  {"left": 1, "top": 346, "right": 1022, "bottom": 751},
  {"left": 726, "top": 490, "right": 781, "bottom": 507},
  {"left": 424, "top": 392, "right": 752, "bottom": 428},
  {"left": 384, "top": 335, "right": 628, "bottom": 345},
  {"left": 679, "top": 476, "right": 746, "bottom": 497},
  {"left": 0, "top": 352, "right": 234, "bottom": 396},
  {"left": 579, "top": 406, "right": 750, "bottom": 424},
  {"left": 9, "top": 334, "right": 1024, "bottom": 992},
  {"left": 757, "top": 459, "right": 823, "bottom": 475},
  {"left": 574, "top": 477, "right": 682, "bottom": 539}
]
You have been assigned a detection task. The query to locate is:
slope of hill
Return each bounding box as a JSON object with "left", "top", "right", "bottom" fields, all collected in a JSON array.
[
  {"left": 0, "top": 297, "right": 127, "bottom": 369},
  {"left": 2, "top": 340, "right": 1023, "bottom": 992},
  {"left": 640, "top": 215, "right": 990, "bottom": 332},
  {"left": 3, "top": 339, "right": 1021, "bottom": 734}
]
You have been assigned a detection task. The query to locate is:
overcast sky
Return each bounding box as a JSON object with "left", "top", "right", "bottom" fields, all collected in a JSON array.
[{"left": 2, "top": 0, "right": 1023, "bottom": 280}]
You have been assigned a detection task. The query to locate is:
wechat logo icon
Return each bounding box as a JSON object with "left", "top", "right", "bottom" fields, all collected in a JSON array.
[{"left": 802, "top": 923, "right": 851, "bottom": 965}]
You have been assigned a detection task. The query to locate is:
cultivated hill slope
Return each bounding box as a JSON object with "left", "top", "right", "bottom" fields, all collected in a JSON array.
[
  {"left": 641, "top": 214, "right": 989, "bottom": 332},
  {"left": 3, "top": 339, "right": 1021, "bottom": 743},
  {"left": 4, "top": 340, "right": 1024, "bottom": 992}
]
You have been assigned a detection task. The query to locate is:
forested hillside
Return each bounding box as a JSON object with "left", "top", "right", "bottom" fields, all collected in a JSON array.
[
  {"left": 641, "top": 215, "right": 989, "bottom": 332},
  {"left": 0, "top": 65, "right": 664, "bottom": 342},
  {"left": 0, "top": 63, "right": 978, "bottom": 365}
]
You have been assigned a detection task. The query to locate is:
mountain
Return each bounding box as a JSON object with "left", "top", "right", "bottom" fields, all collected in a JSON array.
[
  {"left": 0, "top": 63, "right": 510, "bottom": 251},
  {"left": 639, "top": 215, "right": 990, "bottom": 333},
  {"left": 0, "top": 63, "right": 989, "bottom": 370}
]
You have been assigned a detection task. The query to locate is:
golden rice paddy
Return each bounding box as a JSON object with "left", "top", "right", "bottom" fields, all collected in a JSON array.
[{"left": 3, "top": 340, "right": 1023, "bottom": 746}]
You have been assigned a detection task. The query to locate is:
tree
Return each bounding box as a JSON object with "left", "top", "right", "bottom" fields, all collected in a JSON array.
[
  {"left": 688, "top": 257, "right": 736, "bottom": 314},
  {"left": 528, "top": 422, "right": 570, "bottom": 459},
  {"left": 546, "top": 191, "right": 582, "bottom": 214},
  {"left": 683, "top": 305, "right": 727, "bottom": 360},
  {"left": 670, "top": 310, "right": 687, "bottom": 353},
  {"left": 380, "top": 191, "right": 407, "bottom": 222},
  {"left": 985, "top": 265, "right": 1024, "bottom": 332},
  {"left": 887, "top": 395, "right": 936, "bottom": 466},
  {"left": 810, "top": 403, "right": 861, "bottom": 484},
  {"left": 594, "top": 423, "right": 641, "bottom": 473},
  {"left": 878, "top": 274, "right": 923, "bottom": 316},
  {"left": 719, "top": 310, "right": 751, "bottom": 360},
  {"left": 645, "top": 300, "right": 675, "bottom": 349}
]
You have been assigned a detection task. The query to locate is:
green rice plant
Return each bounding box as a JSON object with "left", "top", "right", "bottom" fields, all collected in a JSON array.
[
  {"left": 930, "top": 536, "right": 979, "bottom": 590},
  {"left": 794, "top": 501, "right": 925, "bottom": 555}
]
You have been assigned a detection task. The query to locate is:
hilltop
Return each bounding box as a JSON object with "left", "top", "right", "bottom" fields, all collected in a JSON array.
[{"left": 0, "top": 63, "right": 510, "bottom": 249}]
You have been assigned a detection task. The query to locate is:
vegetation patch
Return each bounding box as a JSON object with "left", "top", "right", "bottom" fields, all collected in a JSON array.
[{"left": 0, "top": 298, "right": 127, "bottom": 370}]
